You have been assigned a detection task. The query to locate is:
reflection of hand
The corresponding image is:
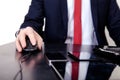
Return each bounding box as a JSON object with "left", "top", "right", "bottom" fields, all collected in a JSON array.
[
  {"left": 15, "top": 27, "right": 43, "bottom": 52},
  {"left": 14, "top": 51, "right": 44, "bottom": 80},
  {"left": 15, "top": 51, "right": 44, "bottom": 69}
]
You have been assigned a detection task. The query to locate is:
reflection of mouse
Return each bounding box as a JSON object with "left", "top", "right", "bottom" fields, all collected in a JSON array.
[{"left": 23, "top": 36, "right": 37, "bottom": 51}]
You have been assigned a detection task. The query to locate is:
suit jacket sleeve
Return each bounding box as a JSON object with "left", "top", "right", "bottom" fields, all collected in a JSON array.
[
  {"left": 20, "top": 0, "right": 44, "bottom": 35},
  {"left": 107, "top": 0, "right": 120, "bottom": 46}
]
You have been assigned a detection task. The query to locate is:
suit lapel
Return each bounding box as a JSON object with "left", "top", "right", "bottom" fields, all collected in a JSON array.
[
  {"left": 91, "top": 0, "right": 98, "bottom": 30},
  {"left": 91, "top": 0, "right": 101, "bottom": 44},
  {"left": 60, "top": 0, "right": 68, "bottom": 30}
]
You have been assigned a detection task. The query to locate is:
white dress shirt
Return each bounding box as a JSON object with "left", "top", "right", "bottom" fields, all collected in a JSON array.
[{"left": 65, "top": 0, "right": 98, "bottom": 80}]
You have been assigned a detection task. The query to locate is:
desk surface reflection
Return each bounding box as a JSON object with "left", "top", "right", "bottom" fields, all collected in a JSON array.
[{"left": 0, "top": 42, "right": 119, "bottom": 80}]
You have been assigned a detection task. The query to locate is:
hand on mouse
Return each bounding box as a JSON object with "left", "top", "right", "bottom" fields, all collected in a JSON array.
[{"left": 15, "top": 27, "right": 43, "bottom": 52}]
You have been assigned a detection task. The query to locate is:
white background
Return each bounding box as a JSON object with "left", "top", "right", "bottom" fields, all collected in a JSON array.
[
  {"left": 0, "top": 0, "right": 119, "bottom": 46},
  {"left": 0, "top": 0, "right": 31, "bottom": 45}
]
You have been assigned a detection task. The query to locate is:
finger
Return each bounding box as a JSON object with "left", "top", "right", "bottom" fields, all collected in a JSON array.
[
  {"left": 27, "top": 33, "right": 36, "bottom": 46},
  {"left": 26, "top": 27, "right": 36, "bottom": 46},
  {"left": 34, "top": 32, "right": 43, "bottom": 50},
  {"left": 19, "top": 32, "right": 26, "bottom": 48},
  {"left": 16, "top": 38, "right": 22, "bottom": 52},
  {"left": 37, "top": 38, "right": 43, "bottom": 50}
]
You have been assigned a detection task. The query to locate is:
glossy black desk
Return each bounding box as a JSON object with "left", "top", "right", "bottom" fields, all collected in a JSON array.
[{"left": 0, "top": 42, "right": 119, "bottom": 80}]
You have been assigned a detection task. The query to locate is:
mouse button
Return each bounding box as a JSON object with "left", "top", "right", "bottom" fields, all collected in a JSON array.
[{"left": 23, "top": 36, "right": 37, "bottom": 51}]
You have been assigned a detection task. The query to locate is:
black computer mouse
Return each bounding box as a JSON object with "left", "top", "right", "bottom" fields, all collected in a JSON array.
[{"left": 23, "top": 36, "right": 37, "bottom": 52}]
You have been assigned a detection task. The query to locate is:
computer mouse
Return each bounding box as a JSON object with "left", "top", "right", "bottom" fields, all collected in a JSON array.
[{"left": 23, "top": 36, "right": 37, "bottom": 52}]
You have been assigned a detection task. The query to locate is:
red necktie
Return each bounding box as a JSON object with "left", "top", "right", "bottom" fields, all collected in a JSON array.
[
  {"left": 72, "top": 0, "right": 82, "bottom": 80},
  {"left": 74, "top": 0, "right": 82, "bottom": 45}
]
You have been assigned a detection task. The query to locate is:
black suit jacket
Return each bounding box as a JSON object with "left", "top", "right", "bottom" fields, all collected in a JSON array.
[
  {"left": 20, "top": 0, "right": 120, "bottom": 79},
  {"left": 20, "top": 0, "right": 120, "bottom": 45}
]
